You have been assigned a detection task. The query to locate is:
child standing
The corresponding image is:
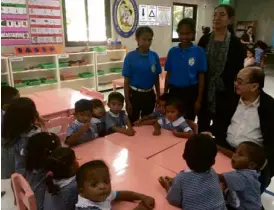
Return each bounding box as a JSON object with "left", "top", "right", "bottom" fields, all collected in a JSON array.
[
  {"left": 24, "top": 132, "right": 61, "bottom": 210},
  {"left": 159, "top": 134, "right": 226, "bottom": 210},
  {"left": 75, "top": 160, "right": 155, "bottom": 210},
  {"left": 255, "top": 40, "right": 267, "bottom": 67},
  {"left": 244, "top": 48, "right": 255, "bottom": 67},
  {"left": 105, "top": 92, "right": 135, "bottom": 136},
  {"left": 153, "top": 97, "right": 193, "bottom": 138},
  {"left": 218, "top": 141, "right": 265, "bottom": 210},
  {"left": 90, "top": 99, "right": 106, "bottom": 137},
  {"left": 123, "top": 26, "right": 162, "bottom": 123},
  {"left": 66, "top": 99, "right": 98, "bottom": 146},
  {"left": 44, "top": 147, "right": 79, "bottom": 210},
  {"left": 2, "top": 97, "right": 41, "bottom": 178},
  {"left": 164, "top": 18, "right": 207, "bottom": 120}
]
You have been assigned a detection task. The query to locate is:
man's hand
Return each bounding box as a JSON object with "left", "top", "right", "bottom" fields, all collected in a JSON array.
[{"left": 126, "top": 101, "right": 132, "bottom": 116}]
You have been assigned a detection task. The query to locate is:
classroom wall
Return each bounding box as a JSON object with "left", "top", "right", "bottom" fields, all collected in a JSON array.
[
  {"left": 234, "top": 0, "right": 274, "bottom": 45},
  {"left": 111, "top": 0, "right": 220, "bottom": 57}
]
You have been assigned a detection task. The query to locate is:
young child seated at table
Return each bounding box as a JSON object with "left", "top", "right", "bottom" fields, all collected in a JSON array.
[
  {"left": 75, "top": 160, "right": 155, "bottom": 210},
  {"left": 66, "top": 99, "right": 98, "bottom": 146},
  {"left": 105, "top": 92, "right": 135, "bottom": 136},
  {"left": 1, "top": 86, "right": 19, "bottom": 121},
  {"left": 134, "top": 93, "right": 170, "bottom": 126},
  {"left": 158, "top": 134, "right": 226, "bottom": 210},
  {"left": 153, "top": 97, "right": 193, "bottom": 138},
  {"left": 218, "top": 141, "right": 265, "bottom": 210},
  {"left": 44, "top": 147, "right": 79, "bottom": 210},
  {"left": 2, "top": 97, "right": 41, "bottom": 178},
  {"left": 90, "top": 99, "right": 106, "bottom": 137},
  {"left": 24, "top": 132, "right": 61, "bottom": 210}
]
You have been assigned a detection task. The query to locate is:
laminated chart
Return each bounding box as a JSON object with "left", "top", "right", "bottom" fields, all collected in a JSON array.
[
  {"left": 1, "top": 0, "right": 30, "bottom": 45},
  {"left": 28, "top": 0, "right": 63, "bottom": 44}
]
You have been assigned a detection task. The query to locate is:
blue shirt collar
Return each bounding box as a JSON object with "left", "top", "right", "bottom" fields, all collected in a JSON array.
[
  {"left": 177, "top": 42, "right": 194, "bottom": 51},
  {"left": 135, "top": 48, "right": 150, "bottom": 56}
]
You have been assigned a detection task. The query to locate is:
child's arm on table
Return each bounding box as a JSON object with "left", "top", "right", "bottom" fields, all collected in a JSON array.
[
  {"left": 116, "top": 191, "right": 155, "bottom": 209},
  {"left": 158, "top": 176, "right": 173, "bottom": 192},
  {"left": 172, "top": 130, "right": 194, "bottom": 138},
  {"left": 153, "top": 122, "right": 161, "bottom": 136},
  {"left": 112, "top": 125, "right": 135, "bottom": 136},
  {"left": 217, "top": 146, "right": 234, "bottom": 158},
  {"left": 66, "top": 122, "right": 90, "bottom": 146}
]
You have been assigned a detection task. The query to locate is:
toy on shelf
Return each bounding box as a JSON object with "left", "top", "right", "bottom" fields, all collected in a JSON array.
[
  {"left": 97, "top": 70, "right": 105, "bottom": 75},
  {"left": 14, "top": 77, "right": 57, "bottom": 88},
  {"left": 110, "top": 68, "right": 122, "bottom": 73},
  {"left": 61, "top": 72, "right": 78, "bottom": 81},
  {"left": 1, "top": 82, "right": 8, "bottom": 86},
  {"left": 79, "top": 72, "right": 94, "bottom": 78}
]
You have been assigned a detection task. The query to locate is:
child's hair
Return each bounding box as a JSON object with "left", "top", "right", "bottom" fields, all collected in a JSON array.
[
  {"left": 247, "top": 48, "right": 255, "bottom": 56},
  {"left": 2, "top": 97, "right": 38, "bottom": 145},
  {"left": 76, "top": 160, "right": 109, "bottom": 189},
  {"left": 25, "top": 132, "right": 61, "bottom": 171},
  {"left": 45, "top": 147, "right": 76, "bottom": 195},
  {"left": 239, "top": 141, "right": 266, "bottom": 170},
  {"left": 159, "top": 93, "right": 170, "bottom": 102},
  {"left": 108, "top": 92, "right": 124, "bottom": 103},
  {"left": 183, "top": 134, "right": 217, "bottom": 173},
  {"left": 166, "top": 97, "right": 184, "bottom": 116},
  {"left": 176, "top": 18, "right": 196, "bottom": 33},
  {"left": 90, "top": 99, "right": 104, "bottom": 109},
  {"left": 1, "top": 86, "right": 19, "bottom": 109},
  {"left": 256, "top": 40, "right": 268, "bottom": 51},
  {"left": 75, "top": 99, "right": 92, "bottom": 113},
  {"left": 135, "top": 26, "right": 154, "bottom": 38}
]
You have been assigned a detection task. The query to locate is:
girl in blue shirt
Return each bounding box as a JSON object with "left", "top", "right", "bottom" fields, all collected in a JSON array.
[
  {"left": 123, "top": 26, "right": 162, "bottom": 123},
  {"left": 44, "top": 147, "right": 79, "bottom": 210},
  {"left": 164, "top": 18, "right": 207, "bottom": 120}
]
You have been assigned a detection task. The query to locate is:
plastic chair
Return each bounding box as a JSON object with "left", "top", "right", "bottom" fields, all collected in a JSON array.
[
  {"left": 11, "top": 173, "right": 37, "bottom": 210},
  {"left": 79, "top": 87, "right": 104, "bottom": 102},
  {"left": 43, "top": 116, "right": 69, "bottom": 142},
  {"left": 185, "top": 119, "right": 198, "bottom": 134}
]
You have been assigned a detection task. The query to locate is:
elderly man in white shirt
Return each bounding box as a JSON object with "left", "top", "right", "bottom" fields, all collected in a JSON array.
[{"left": 209, "top": 66, "right": 274, "bottom": 192}]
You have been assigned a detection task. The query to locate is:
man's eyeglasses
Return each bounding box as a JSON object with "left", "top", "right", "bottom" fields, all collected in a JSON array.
[{"left": 234, "top": 78, "right": 254, "bottom": 85}]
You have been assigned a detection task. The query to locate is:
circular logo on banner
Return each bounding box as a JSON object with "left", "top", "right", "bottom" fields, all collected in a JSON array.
[{"left": 113, "top": 0, "right": 138, "bottom": 38}]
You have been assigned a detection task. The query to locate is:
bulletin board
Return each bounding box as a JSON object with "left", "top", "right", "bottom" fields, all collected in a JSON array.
[{"left": 1, "top": 0, "right": 64, "bottom": 48}]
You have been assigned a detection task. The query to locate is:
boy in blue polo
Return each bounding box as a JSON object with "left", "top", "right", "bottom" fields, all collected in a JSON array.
[
  {"left": 164, "top": 18, "right": 207, "bottom": 120},
  {"left": 123, "top": 26, "right": 162, "bottom": 123}
]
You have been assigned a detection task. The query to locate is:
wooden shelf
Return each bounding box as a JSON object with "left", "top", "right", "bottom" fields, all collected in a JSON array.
[{"left": 13, "top": 68, "right": 56, "bottom": 74}]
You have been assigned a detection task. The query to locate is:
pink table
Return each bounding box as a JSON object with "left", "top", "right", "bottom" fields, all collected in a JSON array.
[
  {"left": 105, "top": 126, "right": 183, "bottom": 159},
  {"left": 148, "top": 141, "right": 233, "bottom": 174},
  {"left": 73, "top": 139, "right": 179, "bottom": 210}
]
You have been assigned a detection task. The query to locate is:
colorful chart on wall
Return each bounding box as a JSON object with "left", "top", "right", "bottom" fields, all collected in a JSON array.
[
  {"left": 1, "top": 0, "right": 30, "bottom": 46},
  {"left": 113, "top": 0, "right": 138, "bottom": 38}
]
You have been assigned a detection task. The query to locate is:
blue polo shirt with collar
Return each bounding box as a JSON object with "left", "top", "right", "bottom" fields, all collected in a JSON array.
[
  {"left": 122, "top": 49, "right": 162, "bottom": 89},
  {"left": 165, "top": 44, "right": 207, "bottom": 88}
]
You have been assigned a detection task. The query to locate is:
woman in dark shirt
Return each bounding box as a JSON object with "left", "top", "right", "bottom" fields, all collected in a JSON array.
[
  {"left": 241, "top": 26, "right": 255, "bottom": 48},
  {"left": 197, "top": 4, "right": 245, "bottom": 132}
]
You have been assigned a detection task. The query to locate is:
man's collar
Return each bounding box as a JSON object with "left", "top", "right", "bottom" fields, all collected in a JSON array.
[{"left": 239, "top": 96, "right": 260, "bottom": 108}]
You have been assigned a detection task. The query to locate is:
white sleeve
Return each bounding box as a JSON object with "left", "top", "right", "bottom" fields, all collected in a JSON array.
[{"left": 158, "top": 118, "right": 163, "bottom": 126}]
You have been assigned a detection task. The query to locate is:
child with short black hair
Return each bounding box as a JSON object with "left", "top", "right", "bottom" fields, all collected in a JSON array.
[
  {"left": 90, "top": 99, "right": 106, "bottom": 137},
  {"left": 66, "top": 99, "right": 98, "bottom": 146},
  {"left": 24, "top": 132, "right": 61, "bottom": 210},
  {"left": 1, "top": 86, "right": 19, "bottom": 119},
  {"left": 153, "top": 97, "right": 193, "bottom": 138},
  {"left": 44, "top": 147, "right": 79, "bottom": 210},
  {"left": 135, "top": 93, "right": 170, "bottom": 126},
  {"left": 159, "top": 134, "right": 226, "bottom": 210},
  {"left": 75, "top": 160, "right": 155, "bottom": 210},
  {"left": 2, "top": 97, "right": 41, "bottom": 178},
  {"left": 105, "top": 92, "right": 135, "bottom": 136},
  {"left": 218, "top": 141, "right": 265, "bottom": 210},
  {"left": 244, "top": 48, "right": 255, "bottom": 67}
]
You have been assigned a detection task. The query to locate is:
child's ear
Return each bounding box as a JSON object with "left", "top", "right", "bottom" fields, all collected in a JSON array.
[{"left": 249, "top": 161, "right": 258, "bottom": 170}]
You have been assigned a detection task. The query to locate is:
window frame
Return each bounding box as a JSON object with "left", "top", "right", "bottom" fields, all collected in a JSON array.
[
  {"left": 62, "top": 0, "right": 112, "bottom": 47},
  {"left": 172, "top": 2, "right": 198, "bottom": 42}
]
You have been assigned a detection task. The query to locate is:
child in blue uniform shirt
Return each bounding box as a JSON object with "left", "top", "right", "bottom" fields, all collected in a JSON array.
[
  {"left": 218, "top": 141, "right": 265, "bottom": 210},
  {"left": 24, "top": 132, "right": 61, "bottom": 210},
  {"left": 2, "top": 97, "right": 41, "bottom": 178},
  {"left": 66, "top": 99, "right": 98, "bottom": 146},
  {"left": 153, "top": 97, "right": 193, "bottom": 138},
  {"left": 134, "top": 93, "right": 170, "bottom": 126},
  {"left": 90, "top": 99, "right": 106, "bottom": 137},
  {"left": 75, "top": 160, "right": 155, "bottom": 210},
  {"left": 123, "top": 26, "right": 162, "bottom": 123},
  {"left": 159, "top": 134, "right": 226, "bottom": 210},
  {"left": 165, "top": 18, "right": 207, "bottom": 120},
  {"left": 44, "top": 147, "right": 79, "bottom": 210},
  {"left": 105, "top": 92, "right": 135, "bottom": 136}
]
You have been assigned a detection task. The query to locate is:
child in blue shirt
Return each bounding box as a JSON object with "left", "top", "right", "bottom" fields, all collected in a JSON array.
[
  {"left": 66, "top": 99, "right": 98, "bottom": 146},
  {"left": 105, "top": 92, "right": 135, "bottom": 136},
  {"left": 90, "top": 99, "right": 106, "bottom": 137},
  {"left": 123, "top": 26, "right": 162, "bottom": 123},
  {"left": 2, "top": 97, "right": 41, "bottom": 178},
  {"left": 134, "top": 93, "right": 170, "bottom": 126},
  {"left": 218, "top": 141, "right": 265, "bottom": 210},
  {"left": 75, "top": 160, "right": 155, "bottom": 210},
  {"left": 44, "top": 147, "right": 79, "bottom": 210},
  {"left": 255, "top": 40, "right": 267, "bottom": 67},
  {"left": 24, "top": 132, "right": 61, "bottom": 210},
  {"left": 153, "top": 97, "right": 193, "bottom": 138},
  {"left": 159, "top": 134, "right": 226, "bottom": 210},
  {"left": 165, "top": 18, "right": 207, "bottom": 121}
]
